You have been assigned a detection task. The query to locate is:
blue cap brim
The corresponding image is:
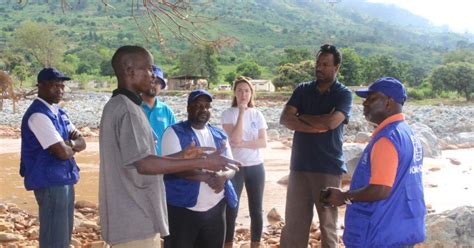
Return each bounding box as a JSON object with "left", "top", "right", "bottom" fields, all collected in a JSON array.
[{"left": 355, "top": 89, "right": 370, "bottom": 98}]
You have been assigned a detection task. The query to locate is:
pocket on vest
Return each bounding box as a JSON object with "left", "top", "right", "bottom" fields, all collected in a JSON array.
[
  {"left": 405, "top": 184, "right": 426, "bottom": 218},
  {"left": 46, "top": 164, "right": 70, "bottom": 183},
  {"left": 343, "top": 210, "right": 370, "bottom": 246}
]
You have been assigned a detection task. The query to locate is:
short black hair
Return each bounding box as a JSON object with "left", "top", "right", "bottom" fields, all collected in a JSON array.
[
  {"left": 317, "top": 44, "right": 342, "bottom": 66},
  {"left": 111, "top": 45, "right": 149, "bottom": 75}
]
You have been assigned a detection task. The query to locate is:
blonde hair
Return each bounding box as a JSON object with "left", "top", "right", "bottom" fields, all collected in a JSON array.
[{"left": 231, "top": 76, "right": 255, "bottom": 107}]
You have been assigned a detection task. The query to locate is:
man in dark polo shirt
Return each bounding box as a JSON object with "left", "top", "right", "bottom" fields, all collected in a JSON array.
[{"left": 279, "top": 44, "right": 352, "bottom": 248}]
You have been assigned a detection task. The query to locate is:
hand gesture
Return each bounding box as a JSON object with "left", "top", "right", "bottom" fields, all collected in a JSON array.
[
  {"left": 182, "top": 141, "right": 216, "bottom": 159},
  {"left": 202, "top": 145, "right": 241, "bottom": 172},
  {"left": 324, "top": 187, "right": 345, "bottom": 207},
  {"left": 205, "top": 173, "right": 226, "bottom": 193},
  {"left": 238, "top": 103, "right": 248, "bottom": 113}
]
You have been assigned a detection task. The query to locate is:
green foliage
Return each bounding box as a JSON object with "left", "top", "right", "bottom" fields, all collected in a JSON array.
[
  {"left": 362, "top": 55, "right": 409, "bottom": 84},
  {"left": 236, "top": 61, "right": 262, "bottom": 79},
  {"left": 407, "top": 81, "right": 434, "bottom": 100},
  {"left": 0, "top": 0, "right": 473, "bottom": 97},
  {"left": 224, "top": 71, "right": 236, "bottom": 85},
  {"left": 430, "top": 62, "right": 474, "bottom": 100},
  {"left": 279, "top": 48, "right": 313, "bottom": 65},
  {"left": 173, "top": 45, "right": 220, "bottom": 83},
  {"left": 273, "top": 60, "right": 314, "bottom": 90},
  {"left": 339, "top": 48, "right": 363, "bottom": 86},
  {"left": 13, "top": 21, "right": 65, "bottom": 67},
  {"left": 443, "top": 49, "right": 474, "bottom": 64}
]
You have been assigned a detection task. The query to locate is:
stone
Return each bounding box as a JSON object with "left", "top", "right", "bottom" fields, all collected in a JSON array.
[
  {"left": 354, "top": 132, "right": 371, "bottom": 143},
  {"left": 267, "top": 129, "right": 280, "bottom": 140},
  {"left": 80, "top": 220, "right": 99, "bottom": 231},
  {"left": 0, "top": 232, "right": 22, "bottom": 242},
  {"left": 71, "top": 237, "right": 82, "bottom": 247},
  {"left": 342, "top": 143, "right": 365, "bottom": 179},
  {"left": 411, "top": 122, "right": 442, "bottom": 158},
  {"left": 26, "top": 227, "right": 39, "bottom": 239},
  {"left": 267, "top": 208, "right": 282, "bottom": 224},
  {"left": 424, "top": 206, "right": 474, "bottom": 247},
  {"left": 0, "top": 204, "right": 7, "bottom": 214},
  {"left": 457, "top": 132, "right": 474, "bottom": 146},
  {"left": 75, "top": 200, "right": 98, "bottom": 210},
  {"left": 85, "top": 241, "right": 107, "bottom": 248},
  {"left": 447, "top": 157, "right": 461, "bottom": 165},
  {"left": 0, "top": 221, "right": 14, "bottom": 231},
  {"left": 277, "top": 175, "right": 288, "bottom": 185}
]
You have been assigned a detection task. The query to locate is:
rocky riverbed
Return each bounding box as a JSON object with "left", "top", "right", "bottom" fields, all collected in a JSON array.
[
  {"left": 1, "top": 92, "right": 473, "bottom": 151},
  {"left": 0, "top": 93, "right": 473, "bottom": 247}
]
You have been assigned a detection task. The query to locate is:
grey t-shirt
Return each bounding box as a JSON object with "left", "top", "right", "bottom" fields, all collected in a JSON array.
[{"left": 99, "top": 94, "right": 168, "bottom": 245}]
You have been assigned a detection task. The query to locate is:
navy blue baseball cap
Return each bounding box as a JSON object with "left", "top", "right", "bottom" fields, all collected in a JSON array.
[
  {"left": 355, "top": 77, "right": 407, "bottom": 105},
  {"left": 187, "top": 89, "right": 213, "bottom": 104},
  {"left": 152, "top": 65, "right": 166, "bottom": 89},
  {"left": 37, "top": 67, "right": 71, "bottom": 83}
]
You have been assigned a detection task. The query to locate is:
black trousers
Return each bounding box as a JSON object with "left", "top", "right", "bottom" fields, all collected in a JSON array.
[
  {"left": 225, "top": 164, "right": 265, "bottom": 242},
  {"left": 164, "top": 199, "right": 226, "bottom": 248}
]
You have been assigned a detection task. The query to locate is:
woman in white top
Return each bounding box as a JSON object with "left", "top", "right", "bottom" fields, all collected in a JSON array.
[{"left": 221, "top": 76, "right": 268, "bottom": 248}]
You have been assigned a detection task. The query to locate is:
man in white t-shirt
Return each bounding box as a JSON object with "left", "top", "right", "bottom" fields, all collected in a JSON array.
[
  {"left": 161, "top": 89, "right": 238, "bottom": 248},
  {"left": 20, "top": 67, "right": 86, "bottom": 247}
]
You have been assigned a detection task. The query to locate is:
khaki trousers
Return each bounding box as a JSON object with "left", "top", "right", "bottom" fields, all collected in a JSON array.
[{"left": 280, "top": 171, "right": 341, "bottom": 248}]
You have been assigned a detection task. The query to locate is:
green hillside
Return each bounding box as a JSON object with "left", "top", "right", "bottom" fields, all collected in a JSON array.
[{"left": 1, "top": 0, "right": 473, "bottom": 98}]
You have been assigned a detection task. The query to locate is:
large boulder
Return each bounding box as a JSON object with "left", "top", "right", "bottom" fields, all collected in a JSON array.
[
  {"left": 411, "top": 122, "right": 442, "bottom": 158},
  {"left": 342, "top": 143, "right": 365, "bottom": 179},
  {"left": 456, "top": 132, "right": 474, "bottom": 147},
  {"left": 424, "top": 206, "right": 474, "bottom": 247}
]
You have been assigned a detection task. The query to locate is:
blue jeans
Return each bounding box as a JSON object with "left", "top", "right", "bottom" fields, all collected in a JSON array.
[
  {"left": 225, "top": 164, "right": 265, "bottom": 242},
  {"left": 34, "top": 185, "right": 75, "bottom": 248}
]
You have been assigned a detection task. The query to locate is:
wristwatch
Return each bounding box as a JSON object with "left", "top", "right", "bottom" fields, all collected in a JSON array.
[
  {"left": 67, "top": 140, "right": 76, "bottom": 148},
  {"left": 343, "top": 192, "right": 353, "bottom": 205}
]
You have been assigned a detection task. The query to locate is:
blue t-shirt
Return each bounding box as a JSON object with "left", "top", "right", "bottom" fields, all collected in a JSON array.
[
  {"left": 141, "top": 96, "right": 176, "bottom": 155},
  {"left": 287, "top": 80, "right": 352, "bottom": 175}
]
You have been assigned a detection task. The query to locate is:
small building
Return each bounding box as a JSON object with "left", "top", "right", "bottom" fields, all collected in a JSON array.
[
  {"left": 217, "top": 84, "right": 232, "bottom": 91},
  {"left": 167, "top": 76, "right": 208, "bottom": 90},
  {"left": 250, "top": 79, "right": 275, "bottom": 92}
]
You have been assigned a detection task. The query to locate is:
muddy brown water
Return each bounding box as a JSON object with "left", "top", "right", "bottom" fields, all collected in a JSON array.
[
  {"left": 0, "top": 150, "right": 100, "bottom": 215},
  {"left": 0, "top": 140, "right": 292, "bottom": 227}
]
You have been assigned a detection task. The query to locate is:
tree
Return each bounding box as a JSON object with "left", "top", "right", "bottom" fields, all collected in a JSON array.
[
  {"left": 339, "top": 48, "right": 363, "bottom": 86},
  {"left": 443, "top": 49, "right": 474, "bottom": 64},
  {"left": 13, "top": 21, "right": 65, "bottom": 67},
  {"left": 173, "top": 45, "right": 219, "bottom": 84},
  {"left": 362, "top": 55, "right": 409, "bottom": 84},
  {"left": 430, "top": 62, "right": 474, "bottom": 101},
  {"left": 273, "top": 60, "right": 314, "bottom": 90},
  {"left": 279, "top": 48, "right": 313, "bottom": 65},
  {"left": 225, "top": 71, "right": 237, "bottom": 85},
  {"left": 236, "top": 61, "right": 262, "bottom": 79}
]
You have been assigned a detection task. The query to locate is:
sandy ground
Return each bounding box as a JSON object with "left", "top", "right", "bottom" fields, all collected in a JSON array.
[{"left": 0, "top": 138, "right": 473, "bottom": 229}]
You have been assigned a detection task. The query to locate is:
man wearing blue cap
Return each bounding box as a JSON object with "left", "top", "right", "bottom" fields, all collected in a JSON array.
[
  {"left": 141, "top": 65, "right": 176, "bottom": 156},
  {"left": 324, "top": 77, "right": 426, "bottom": 247},
  {"left": 161, "top": 89, "right": 237, "bottom": 248},
  {"left": 20, "top": 67, "right": 86, "bottom": 247}
]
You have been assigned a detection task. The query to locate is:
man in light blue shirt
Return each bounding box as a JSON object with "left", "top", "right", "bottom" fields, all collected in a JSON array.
[{"left": 141, "top": 65, "right": 176, "bottom": 155}]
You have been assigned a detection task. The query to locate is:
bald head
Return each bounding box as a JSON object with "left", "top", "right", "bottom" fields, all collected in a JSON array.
[{"left": 112, "top": 46, "right": 152, "bottom": 80}]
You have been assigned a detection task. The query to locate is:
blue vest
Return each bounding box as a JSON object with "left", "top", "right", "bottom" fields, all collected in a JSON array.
[
  {"left": 344, "top": 120, "right": 426, "bottom": 247},
  {"left": 20, "top": 99, "right": 79, "bottom": 190},
  {"left": 164, "top": 120, "right": 238, "bottom": 208}
]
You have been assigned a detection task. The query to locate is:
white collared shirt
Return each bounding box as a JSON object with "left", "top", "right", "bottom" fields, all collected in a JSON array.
[{"left": 28, "top": 97, "right": 76, "bottom": 149}]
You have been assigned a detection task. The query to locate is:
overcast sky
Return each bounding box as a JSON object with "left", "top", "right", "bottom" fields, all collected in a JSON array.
[{"left": 367, "top": 0, "right": 474, "bottom": 33}]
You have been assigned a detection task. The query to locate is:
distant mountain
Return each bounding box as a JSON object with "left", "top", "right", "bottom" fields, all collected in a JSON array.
[{"left": 0, "top": 0, "right": 473, "bottom": 70}]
